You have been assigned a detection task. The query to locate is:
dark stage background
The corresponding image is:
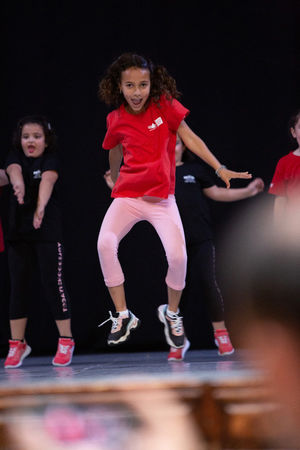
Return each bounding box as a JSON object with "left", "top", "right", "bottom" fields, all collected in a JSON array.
[{"left": 1, "top": 0, "right": 299, "bottom": 356}]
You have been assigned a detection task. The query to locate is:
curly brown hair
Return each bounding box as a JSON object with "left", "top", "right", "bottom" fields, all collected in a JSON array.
[{"left": 98, "top": 53, "right": 181, "bottom": 108}]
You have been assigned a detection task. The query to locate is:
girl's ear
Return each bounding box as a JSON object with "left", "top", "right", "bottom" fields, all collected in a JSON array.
[{"left": 290, "top": 127, "right": 296, "bottom": 138}]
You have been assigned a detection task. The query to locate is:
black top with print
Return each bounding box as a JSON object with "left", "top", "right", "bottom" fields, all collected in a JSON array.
[
  {"left": 175, "top": 162, "right": 215, "bottom": 245},
  {"left": 5, "top": 150, "right": 62, "bottom": 242}
]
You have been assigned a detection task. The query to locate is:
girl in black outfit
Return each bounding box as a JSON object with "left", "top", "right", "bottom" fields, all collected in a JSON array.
[
  {"left": 4, "top": 116, "right": 74, "bottom": 368},
  {"left": 168, "top": 136, "right": 264, "bottom": 360}
]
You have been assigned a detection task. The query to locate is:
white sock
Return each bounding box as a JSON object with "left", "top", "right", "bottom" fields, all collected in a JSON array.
[
  {"left": 118, "top": 309, "right": 129, "bottom": 317},
  {"left": 167, "top": 308, "right": 179, "bottom": 318}
]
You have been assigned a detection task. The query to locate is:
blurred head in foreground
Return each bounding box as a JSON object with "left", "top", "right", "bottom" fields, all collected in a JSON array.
[{"left": 220, "top": 198, "right": 300, "bottom": 440}]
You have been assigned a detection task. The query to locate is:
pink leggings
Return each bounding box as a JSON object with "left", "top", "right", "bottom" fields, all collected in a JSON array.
[{"left": 97, "top": 196, "right": 187, "bottom": 290}]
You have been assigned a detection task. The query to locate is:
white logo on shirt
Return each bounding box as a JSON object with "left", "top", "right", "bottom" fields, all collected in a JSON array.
[
  {"left": 183, "top": 175, "right": 196, "bottom": 184},
  {"left": 148, "top": 116, "right": 163, "bottom": 131},
  {"left": 33, "top": 170, "right": 42, "bottom": 179}
]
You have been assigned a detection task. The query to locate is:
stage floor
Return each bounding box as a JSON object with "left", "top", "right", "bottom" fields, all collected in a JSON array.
[
  {"left": 0, "top": 349, "right": 260, "bottom": 390},
  {"left": 0, "top": 351, "right": 277, "bottom": 450}
]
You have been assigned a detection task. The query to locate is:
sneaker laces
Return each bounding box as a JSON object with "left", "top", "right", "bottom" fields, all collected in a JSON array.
[
  {"left": 98, "top": 311, "right": 120, "bottom": 331},
  {"left": 168, "top": 313, "right": 183, "bottom": 334}
]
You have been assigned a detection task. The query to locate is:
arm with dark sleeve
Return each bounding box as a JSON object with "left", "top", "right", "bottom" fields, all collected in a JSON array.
[
  {"left": 33, "top": 154, "right": 59, "bottom": 229},
  {"left": 203, "top": 178, "right": 265, "bottom": 201},
  {"left": 5, "top": 150, "right": 25, "bottom": 204}
]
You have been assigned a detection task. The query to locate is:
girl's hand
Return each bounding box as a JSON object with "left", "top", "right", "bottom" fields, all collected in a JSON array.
[
  {"left": 13, "top": 181, "right": 25, "bottom": 204},
  {"left": 218, "top": 167, "right": 252, "bottom": 188},
  {"left": 247, "top": 177, "right": 265, "bottom": 196},
  {"left": 104, "top": 169, "right": 115, "bottom": 190},
  {"left": 33, "top": 205, "right": 45, "bottom": 229}
]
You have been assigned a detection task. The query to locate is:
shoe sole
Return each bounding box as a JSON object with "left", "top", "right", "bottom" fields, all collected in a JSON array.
[
  {"left": 217, "top": 349, "right": 235, "bottom": 356},
  {"left": 215, "top": 339, "right": 235, "bottom": 356},
  {"left": 168, "top": 339, "right": 191, "bottom": 362},
  {"left": 4, "top": 345, "right": 32, "bottom": 369},
  {"left": 52, "top": 347, "right": 75, "bottom": 367},
  {"left": 107, "top": 317, "right": 141, "bottom": 346},
  {"left": 157, "top": 305, "right": 184, "bottom": 349}
]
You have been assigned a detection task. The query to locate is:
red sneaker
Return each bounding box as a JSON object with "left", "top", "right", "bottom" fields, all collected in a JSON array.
[
  {"left": 214, "top": 329, "right": 234, "bottom": 356},
  {"left": 168, "top": 339, "right": 190, "bottom": 362},
  {"left": 4, "top": 340, "right": 31, "bottom": 368},
  {"left": 52, "top": 338, "right": 75, "bottom": 367}
]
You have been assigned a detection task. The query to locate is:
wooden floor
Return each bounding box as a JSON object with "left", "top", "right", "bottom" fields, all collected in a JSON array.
[{"left": 0, "top": 350, "right": 297, "bottom": 449}]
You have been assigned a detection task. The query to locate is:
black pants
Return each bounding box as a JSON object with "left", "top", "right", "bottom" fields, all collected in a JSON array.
[
  {"left": 183, "top": 240, "right": 224, "bottom": 322},
  {"left": 7, "top": 241, "right": 71, "bottom": 321}
]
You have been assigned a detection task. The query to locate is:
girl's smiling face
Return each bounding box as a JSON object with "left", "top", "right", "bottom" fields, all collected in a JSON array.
[
  {"left": 21, "top": 123, "right": 47, "bottom": 158},
  {"left": 120, "top": 67, "right": 151, "bottom": 114}
]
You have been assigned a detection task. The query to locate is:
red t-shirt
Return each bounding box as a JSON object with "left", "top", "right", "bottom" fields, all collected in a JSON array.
[
  {"left": 269, "top": 152, "right": 300, "bottom": 199},
  {"left": 102, "top": 95, "right": 189, "bottom": 198}
]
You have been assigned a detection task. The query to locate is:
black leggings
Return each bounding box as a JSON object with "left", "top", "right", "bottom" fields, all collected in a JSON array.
[
  {"left": 7, "top": 241, "right": 71, "bottom": 320},
  {"left": 183, "top": 240, "right": 224, "bottom": 322}
]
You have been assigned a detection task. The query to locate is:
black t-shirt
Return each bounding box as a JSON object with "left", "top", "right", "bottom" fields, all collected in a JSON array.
[
  {"left": 5, "top": 150, "right": 62, "bottom": 242},
  {"left": 175, "top": 162, "right": 215, "bottom": 245}
]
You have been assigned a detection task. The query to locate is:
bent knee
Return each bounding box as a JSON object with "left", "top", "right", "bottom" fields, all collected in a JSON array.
[
  {"left": 167, "top": 248, "right": 187, "bottom": 269},
  {"left": 97, "top": 231, "right": 119, "bottom": 256}
]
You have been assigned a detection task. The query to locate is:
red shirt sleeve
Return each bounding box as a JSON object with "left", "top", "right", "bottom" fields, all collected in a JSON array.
[
  {"left": 159, "top": 96, "right": 190, "bottom": 131},
  {"left": 269, "top": 157, "right": 287, "bottom": 196},
  {"left": 102, "top": 111, "right": 121, "bottom": 150}
]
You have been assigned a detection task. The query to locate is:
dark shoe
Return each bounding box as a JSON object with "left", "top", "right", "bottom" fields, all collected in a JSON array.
[
  {"left": 99, "top": 310, "right": 140, "bottom": 345},
  {"left": 157, "top": 304, "right": 185, "bottom": 348}
]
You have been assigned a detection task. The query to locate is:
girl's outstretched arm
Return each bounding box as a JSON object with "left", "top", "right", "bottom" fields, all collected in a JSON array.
[
  {"left": 33, "top": 170, "right": 58, "bottom": 229},
  {"left": 109, "top": 144, "right": 123, "bottom": 184},
  {"left": 6, "top": 163, "right": 25, "bottom": 204},
  {"left": 0, "top": 169, "right": 9, "bottom": 187},
  {"left": 177, "top": 120, "right": 252, "bottom": 188}
]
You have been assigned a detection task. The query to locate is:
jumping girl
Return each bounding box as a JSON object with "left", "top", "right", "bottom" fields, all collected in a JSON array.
[{"left": 97, "top": 53, "right": 251, "bottom": 350}]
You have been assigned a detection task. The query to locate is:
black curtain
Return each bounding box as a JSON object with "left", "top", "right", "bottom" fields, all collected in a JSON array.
[{"left": 1, "top": 0, "right": 299, "bottom": 355}]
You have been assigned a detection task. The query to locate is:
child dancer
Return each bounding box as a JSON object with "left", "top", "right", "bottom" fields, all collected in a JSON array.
[
  {"left": 167, "top": 136, "right": 264, "bottom": 361},
  {"left": 269, "top": 110, "right": 300, "bottom": 222},
  {"left": 4, "top": 116, "right": 74, "bottom": 368},
  {"left": 97, "top": 52, "right": 251, "bottom": 349}
]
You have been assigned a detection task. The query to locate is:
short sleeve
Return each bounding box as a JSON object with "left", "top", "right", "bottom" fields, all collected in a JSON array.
[
  {"left": 42, "top": 152, "right": 60, "bottom": 174},
  {"left": 4, "top": 150, "right": 21, "bottom": 169},
  {"left": 159, "top": 96, "right": 190, "bottom": 131},
  {"left": 269, "top": 159, "right": 286, "bottom": 196},
  {"left": 195, "top": 163, "right": 215, "bottom": 189},
  {"left": 102, "top": 111, "right": 121, "bottom": 150}
]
